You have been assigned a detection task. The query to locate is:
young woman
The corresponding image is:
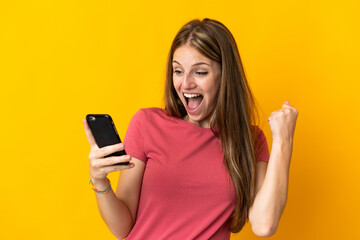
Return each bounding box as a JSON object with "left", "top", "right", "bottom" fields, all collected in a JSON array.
[{"left": 83, "top": 18, "right": 298, "bottom": 239}]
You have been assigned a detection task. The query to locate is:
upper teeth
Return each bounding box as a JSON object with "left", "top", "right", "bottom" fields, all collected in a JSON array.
[{"left": 184, "top": 93, "right": 201, "bottom": 98}]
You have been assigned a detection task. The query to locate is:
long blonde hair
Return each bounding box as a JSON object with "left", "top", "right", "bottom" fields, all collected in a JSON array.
[{"left": 164, "top": 18, "right": 262, "bottom": 233}]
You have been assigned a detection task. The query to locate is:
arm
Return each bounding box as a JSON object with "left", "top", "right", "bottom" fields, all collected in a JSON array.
[
  {"left": 83, "top": 118, "right": 146, "bottom": 239},
  {"left": 249, "top": 140, "right": 292, "bottom": 237},
  {"left": 92, "top": 158, "right": 145, "bottom": 239},
  {"left": 249, "top": 100, "right": 297, "bottom": 237}
]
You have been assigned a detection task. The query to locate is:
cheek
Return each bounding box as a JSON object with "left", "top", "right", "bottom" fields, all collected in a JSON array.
[
  {"left": 173, "top": 77, "right": 182, "bottom": 92},
  {"left": 205, "top": 79, "right": 220, "bottom": 100},
  {"left": 208, "top": 91, "right": 218, "bottom": 104},
  {"left": 172, "top": 77, "right": 178, "bottom": 89}
]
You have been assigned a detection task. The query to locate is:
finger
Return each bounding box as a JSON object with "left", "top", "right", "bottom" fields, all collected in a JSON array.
[
  {"left": 83, "top": 119, "right": 97, "bottom": 147},
  {"left": 99, "top": 162, "right": 135, "bottom": 174},
  {"left": 270, "top": 110, "right": 278, "bottom": 116},
  {"left": 91, "top": 143, "right": 125, "bottom": 159},
  {"left": 93, "top": 155, "right": 132, "bottom": 168},
  {"left": 282, "top": 100, "right": 293, "bottom": 109}
]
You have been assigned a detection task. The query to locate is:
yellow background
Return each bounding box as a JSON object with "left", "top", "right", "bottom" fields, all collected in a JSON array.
[{"left": 1, "top": 0, "right": 359, "bottom": 239}]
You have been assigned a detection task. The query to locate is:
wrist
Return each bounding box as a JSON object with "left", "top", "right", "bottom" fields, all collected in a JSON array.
[
  {"left": 270, "top": 139, "right": 293, "bottom": 166},
  {"left": 272, "top": 137, "right": 293, "bottom": 146},
  {"left": 90, "top": 178, "right": 110, "bottom": 190}
]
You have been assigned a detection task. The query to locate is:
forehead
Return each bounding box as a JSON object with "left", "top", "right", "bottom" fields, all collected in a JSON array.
[{"left": 172, "top": 45, "right": 213, "bottom": 66}]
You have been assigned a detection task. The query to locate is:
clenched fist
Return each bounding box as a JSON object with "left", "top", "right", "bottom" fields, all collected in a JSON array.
[{"left": 268, "top": 100, "right": 298, "bottom": 143}]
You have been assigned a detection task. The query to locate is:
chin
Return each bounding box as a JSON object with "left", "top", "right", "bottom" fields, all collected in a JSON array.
[
  {"left": 188, "top": 112, "right": 212, "bottom": 124},
  {"left": 187, "top": 113, "right": 202, "bottom": 120}
]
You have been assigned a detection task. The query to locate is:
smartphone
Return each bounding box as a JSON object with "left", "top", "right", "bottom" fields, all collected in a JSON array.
[{"left": 86, "top": 114, "right": 129, "bottom": 165}]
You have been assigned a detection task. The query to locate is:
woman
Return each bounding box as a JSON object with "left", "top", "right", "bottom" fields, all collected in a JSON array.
[{"left": 83, "top": 18, "right": 298, "bottom": 239}]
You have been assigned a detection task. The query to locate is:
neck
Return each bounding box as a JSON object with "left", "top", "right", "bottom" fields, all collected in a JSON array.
[{"left": 183, "top": 115, "right": 210, "bottom": 128}]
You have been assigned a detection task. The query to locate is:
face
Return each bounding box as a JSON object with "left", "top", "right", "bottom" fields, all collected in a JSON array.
[{"left": 172, "top": 44, "right": 221, "bottom": 128}]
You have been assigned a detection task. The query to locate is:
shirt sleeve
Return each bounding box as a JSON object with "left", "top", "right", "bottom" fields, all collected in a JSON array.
[
  {"left": 255, "top": 127, "right": 270, "bottom": 162},
  {"left": 123, "top": 109, "right": 148, "bottom": 163}
]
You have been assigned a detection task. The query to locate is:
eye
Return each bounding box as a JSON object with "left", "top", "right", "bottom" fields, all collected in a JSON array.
[
  {"left": 196, "top": 72, "right": 208, "bottom": 76},
  {"left": 173, "top": 70, "right": 183, "bottom": 75}
]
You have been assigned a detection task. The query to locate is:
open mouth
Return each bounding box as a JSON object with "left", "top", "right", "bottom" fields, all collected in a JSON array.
[{"left": 184, "top": 93, "right": 204, "bottom": 110}]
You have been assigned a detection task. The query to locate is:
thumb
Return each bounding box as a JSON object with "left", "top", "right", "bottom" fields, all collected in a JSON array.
[{"left": 282, "top": 100, "right": 291, "bottom": 108}]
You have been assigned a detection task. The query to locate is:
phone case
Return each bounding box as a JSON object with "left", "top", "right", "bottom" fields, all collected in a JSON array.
[{"left": 86, "top": 114, "right": 129, "bottom": 165}]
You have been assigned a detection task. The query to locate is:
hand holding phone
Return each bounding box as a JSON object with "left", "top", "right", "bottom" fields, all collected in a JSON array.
[
  {"left": 86, "top": 114, "right": 128, "bottom": 161},
  {"left": 83, "top": 114, "right": 134, "bottom": 182}
]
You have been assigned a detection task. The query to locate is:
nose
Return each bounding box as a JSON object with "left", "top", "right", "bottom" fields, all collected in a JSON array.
[{"left": 183, "top": 72, "right": 196, "bottom": 89}]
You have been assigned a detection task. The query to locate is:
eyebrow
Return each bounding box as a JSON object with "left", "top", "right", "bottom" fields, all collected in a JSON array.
[{"left": 172, "top": 60, "right": 210, "bottom": 67}]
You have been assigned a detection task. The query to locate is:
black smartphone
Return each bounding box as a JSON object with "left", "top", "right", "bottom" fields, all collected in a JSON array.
[{"left": 86, "top": 114, "right": 129, "bottom": 165}]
